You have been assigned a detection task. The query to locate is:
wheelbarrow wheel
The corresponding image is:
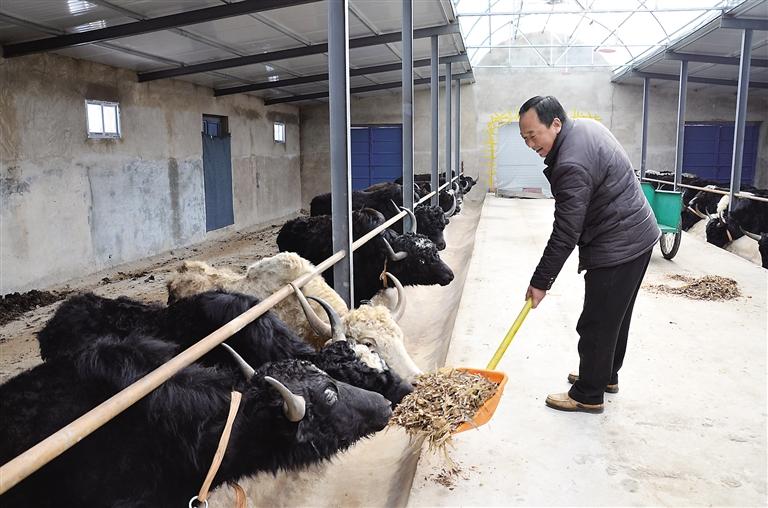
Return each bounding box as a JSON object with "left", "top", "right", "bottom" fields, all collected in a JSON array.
[{"left": 659, "top": 231, "right": 681, "bottom": 260}]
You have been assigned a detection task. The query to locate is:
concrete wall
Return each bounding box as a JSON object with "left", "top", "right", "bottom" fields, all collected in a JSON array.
[
  {"left": 299, "top": 66, "right": 768, "bottom": 202},
  {"left": 1, "top": 53, "right": 300, "bottom": 293}
]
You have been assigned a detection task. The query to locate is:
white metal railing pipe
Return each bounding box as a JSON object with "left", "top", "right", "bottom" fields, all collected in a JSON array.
[
  {"left": 641, "top": 177, "right": 768, "bottom": 203},
  {"left": 416, "top": 190, "right": 437, "bottom": 206}
]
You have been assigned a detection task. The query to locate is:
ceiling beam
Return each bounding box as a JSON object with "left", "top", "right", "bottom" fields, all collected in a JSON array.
[
  {"left": 665, "top": 50, "right": 768, "bottom": 67},
  {"left": 263, "top": 71, "right": 474, "bottom": 105},
  {"left": 214, "top": 54, "right": 469, "bottom": 97},
  {"left": 137, "top": 23, "right": 461, "bottom": 82},
  {"left": 631, "top": 71, "right": 768, "bottom": 89},
  {"left": 720, "top": 16, "right": 768, "bottom": 31},
  {"left": 1, "top": 0, "right": 320, "bottom": 58}
]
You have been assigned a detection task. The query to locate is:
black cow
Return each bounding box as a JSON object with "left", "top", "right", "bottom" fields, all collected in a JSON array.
[
  {"left": 38, "top": 291, "right": 413, "bottom": 405},
  {"left": 394, "top": 174, "right": 460, "bottom": 215},
  {"left": 705, "top": 193, "right": 768, "bottom": 268},
  {"left": 309, "top": 183, "right": 448, "bottom": 249},
  {"left": 276, "top": 209, "right": 454, "bottom": 305},
  {"left": 0, "top": 333, "right": 392, "bottom": 507}
]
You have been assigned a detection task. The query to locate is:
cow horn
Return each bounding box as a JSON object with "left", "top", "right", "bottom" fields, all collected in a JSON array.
[
  {"left": 718, "top": 209, "right": 726, "bottom": 225},
  {"left": 687, "top": 205, "right": 707, "bottom": 220},
  {"left": 391, "top": 200, "right": 417, "bottom": 234},
  {"left": 444, "top": 192, "right": 457, "bottom": 218},
  {"left": 307, "top": 296, "right": 346, "bottom": 343},
  {"left": 741, "top": 228, "right": 761, "bottom": 241},
  {"left": 264, "top": 376, "right": 306, "bottom": 422},
  {"left": 381, "top": 236, "right": 409, "bottom": 261},
  {"left": 220, "top": 342, "right": 256, "bottom": 379},
  {"left": 290, "top": 282, "right": 332, "bottom": 338},
  {"left": 385, "top": 272, "right": 407, "bottom": 321}
]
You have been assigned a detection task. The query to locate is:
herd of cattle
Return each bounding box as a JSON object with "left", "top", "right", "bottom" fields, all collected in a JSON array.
[
  {"left": 645, "top": 170, "right": 768, "bottom": 268},
  {"left": 0, "top": 173, "right": 477, "bottom": 507}
]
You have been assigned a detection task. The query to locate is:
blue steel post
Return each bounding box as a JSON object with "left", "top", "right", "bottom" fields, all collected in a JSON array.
[
  {"left": 328, "top": 0, "right": 353, "bottom": 306},
  {"left": 729, "top": 29, "right": 753, "bottom": 212},
  {"left": 430, "top": 35, "right": 439, "bottom": 207},
  {"left": 444, "top": 62, "right": 452, "bottom": 187},
  {"left": 640, "top": 76, "right": 650, "bottom": 179},
  {"left": 673, "top": 60, "right": 688, "bottom": 190},
  {"left": 402, "top": 0, "right": 414, "bottom": 229}
]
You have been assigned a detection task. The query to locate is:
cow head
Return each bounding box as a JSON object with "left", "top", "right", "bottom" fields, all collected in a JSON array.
[
  {"left": 459, "top": 175, "right": 477, "bottom": 194},
  {"left": 705, "top": 213, "right": 744, "bottom": 248},
  {"left": 254, "top": 359, "right": 392, "bottom": 456},
  {"left": 381, "top": 232, "right": 454, "bottom": 287},
  {"left": 414, "top": 204, "right": 447, "bottom": 250}
]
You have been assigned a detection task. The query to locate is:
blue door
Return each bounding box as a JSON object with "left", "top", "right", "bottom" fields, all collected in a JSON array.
[
  {"left": 683, "top": 122, "right": 760, "bottom": 184},
  {"left": 351, "top": 126, "right": 402, "bottom": 190},
  {"left": 202, "top": 115, "right": 234, "bottom": 231}
]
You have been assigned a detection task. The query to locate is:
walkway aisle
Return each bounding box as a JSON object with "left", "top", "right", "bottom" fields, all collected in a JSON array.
[{"left": 409, "top": 195, "right": 767, "bottom": 507}]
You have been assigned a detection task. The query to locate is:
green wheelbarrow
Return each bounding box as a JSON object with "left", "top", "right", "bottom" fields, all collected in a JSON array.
[{"left": 641, "top": 182, "right": 684, "bottom": 260}]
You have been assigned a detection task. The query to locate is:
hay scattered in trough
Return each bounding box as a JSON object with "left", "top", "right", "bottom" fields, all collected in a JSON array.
[
  {"left": 390, "top": 368, "right": 498, "bottom": 450},
  {"left": 648, "top": 274, "right": 740, "bottom": 301}
]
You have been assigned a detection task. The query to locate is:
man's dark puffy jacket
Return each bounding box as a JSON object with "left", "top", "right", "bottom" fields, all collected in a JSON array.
[{"left": 530, "top": 118, "right": 660, "bottom": 290}]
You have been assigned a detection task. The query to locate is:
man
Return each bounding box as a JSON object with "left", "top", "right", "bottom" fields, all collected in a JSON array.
[{"left": 518, "top": 96, "right": 660, "bottom": 414}]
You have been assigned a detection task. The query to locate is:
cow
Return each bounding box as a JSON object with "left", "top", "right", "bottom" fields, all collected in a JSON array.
[
  {"left": 276, "top": 209, "right": 454, "bottom": 306},
  {"left": 38, "top": 290, "right": 413, "bottom": 405},
  {"left": 166, "top": 254, "right": 349, "bottom": 348},
  {"left": 166, "top": 254, "right": 423, "bottom": 383},
  {"left": 0, "top": 333, "right": 392, "bottom": 507},
  {"left": 309, "top": 183, "right": 449, "bottom": 250},
  {"left": 705, "top": 193, "right": 768, "bottom": 268},
  {"left": 394, "top": 175, "right": 460, "bottom": 216}
]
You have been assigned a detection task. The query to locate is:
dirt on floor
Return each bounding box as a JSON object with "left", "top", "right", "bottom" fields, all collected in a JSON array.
[{"left": 0, "top": 219, "right": 286, "bottom": 383}]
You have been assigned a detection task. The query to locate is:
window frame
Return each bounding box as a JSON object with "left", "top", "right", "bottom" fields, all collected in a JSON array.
[
  {"left": 85, "top": 99, "right": 121, "bottom": 139},
  {"left": 273, "top": 121, "right": 286, "bottom": 144}
]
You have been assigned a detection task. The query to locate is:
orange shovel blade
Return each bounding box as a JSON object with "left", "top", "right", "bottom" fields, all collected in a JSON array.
[{"left": 453, "top": 368, "right": 508, "bottom": 434}]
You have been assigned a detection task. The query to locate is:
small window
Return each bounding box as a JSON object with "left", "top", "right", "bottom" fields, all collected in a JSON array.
[
  {"left": 86, "top": 100, "right": 120, "bottom": 139},
  {"left": 273, "top": 121, "right": 286, "bottom": 144}
]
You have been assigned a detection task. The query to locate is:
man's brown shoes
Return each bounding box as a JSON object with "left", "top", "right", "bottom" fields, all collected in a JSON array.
[{"left": 545, "top": 392, "right": 604, "bottom": 414}]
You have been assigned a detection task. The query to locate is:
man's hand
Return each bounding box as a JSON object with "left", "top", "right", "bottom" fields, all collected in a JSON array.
[{"left": 526, "top": 285, "right": 547, "bottom": 309}]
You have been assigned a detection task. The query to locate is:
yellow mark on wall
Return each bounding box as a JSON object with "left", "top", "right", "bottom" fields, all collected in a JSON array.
[{"left": 484, "top": 110, "right": 603, "bottom": 191}]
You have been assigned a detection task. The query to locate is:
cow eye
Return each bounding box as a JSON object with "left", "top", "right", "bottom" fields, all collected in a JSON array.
[{"left": 324, "top": 386, "right": 338, "bottom": 406}]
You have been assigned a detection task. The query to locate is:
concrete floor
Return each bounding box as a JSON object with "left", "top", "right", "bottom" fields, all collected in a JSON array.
[{"left": 409, "top": 195, "right": 767, "bottom": 507}]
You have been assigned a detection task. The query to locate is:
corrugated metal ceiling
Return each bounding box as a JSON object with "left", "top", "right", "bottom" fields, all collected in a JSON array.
[{"left": 0, "top": 0, "right": 472, "bottom": 103}]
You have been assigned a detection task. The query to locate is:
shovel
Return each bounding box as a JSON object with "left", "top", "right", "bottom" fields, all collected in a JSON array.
[{"left": 454, "top": 298, "right": 533, "bottom": 434}]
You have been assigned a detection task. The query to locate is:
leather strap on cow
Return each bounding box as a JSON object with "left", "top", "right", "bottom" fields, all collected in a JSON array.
[{"left": 190, "top": 390, "right": 244, "bottom": 508}]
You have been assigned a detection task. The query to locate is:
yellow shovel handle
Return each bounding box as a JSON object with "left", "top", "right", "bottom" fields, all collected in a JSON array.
[{"left": 486, "top": 298, "right": 533, "bottom": 370}]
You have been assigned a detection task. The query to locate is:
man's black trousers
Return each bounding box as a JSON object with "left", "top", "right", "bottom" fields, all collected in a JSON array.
[{"left": 568, "top": 248, "right": 653, "bottom": 405}]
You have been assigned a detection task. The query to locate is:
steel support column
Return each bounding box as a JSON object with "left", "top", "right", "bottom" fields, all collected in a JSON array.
[
  {"left": 430, "top": 35, "right": 439, "bottom": 207},
  {"left": 729, "top": 29, "right": 753, "bottom": 213},
  {"left": 640, "top": 76, "right": 650, "bottom": 179},
  {"left": 444, "top": 62, "right": 452, "bottom": 187},
  {"left": 674, "top": 60, "right": 688, "bottom": 190},
  {"left": 402, "top": 0, "right": 414, "bottom": 229},
  {"left": 455, "top": 78, "right": 461, "bottom": 178},
  {"left": 328, "top": 0, "right": 353, "bottom": 306}
]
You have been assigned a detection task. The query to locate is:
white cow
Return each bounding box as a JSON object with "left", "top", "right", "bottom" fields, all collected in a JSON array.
[{"left": 167, "top": 253, "right": 422, "bottom": 382}]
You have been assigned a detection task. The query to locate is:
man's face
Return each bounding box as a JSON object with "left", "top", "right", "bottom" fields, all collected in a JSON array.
[{"left": 519, "top": 109, "right": 562, "bottom": 158}]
